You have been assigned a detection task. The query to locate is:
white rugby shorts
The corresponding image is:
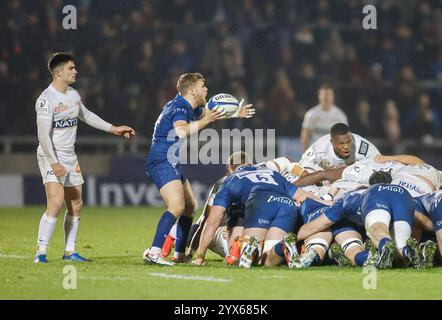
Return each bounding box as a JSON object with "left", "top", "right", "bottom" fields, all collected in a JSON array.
[{"left": 37, "top": 150, "right": 84, "bottom": 187}]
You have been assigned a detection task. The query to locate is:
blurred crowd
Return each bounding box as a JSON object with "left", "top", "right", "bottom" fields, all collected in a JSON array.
[{"left": 1, "top": 0, "right": 442, "bottom": 146}]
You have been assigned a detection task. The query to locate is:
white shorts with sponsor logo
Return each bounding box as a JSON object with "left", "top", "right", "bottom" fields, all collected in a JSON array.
[{"left": 37, "top": 150, "right": 84, "bottom": 187}]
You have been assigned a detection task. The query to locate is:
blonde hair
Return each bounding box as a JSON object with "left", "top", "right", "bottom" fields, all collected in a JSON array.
[{"left": 176, "top": 72, "right": 205, "bottom": 95}]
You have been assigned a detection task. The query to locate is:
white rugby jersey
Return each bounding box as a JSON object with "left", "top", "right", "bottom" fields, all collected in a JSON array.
[
  {"left": 342, "top": 159, "right": 404, "bottom": 185},
  {"left": 36, "top": 84, "right": 112, "bottom": 162},
  {"left": 302, "top": 105, "right": 348, "bottom": 143},
  {"left": 299, "top": 133, "right": 380, "bottom": 171},
  {"left": 392, "top": 163, "right": 442, "bottom": 197}
]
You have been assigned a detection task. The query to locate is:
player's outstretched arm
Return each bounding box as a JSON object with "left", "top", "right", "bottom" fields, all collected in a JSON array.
[
  {"left": 79, "top": 103, "right": 135, "bottom": 138},
  {"left": 297, "top": 214, "right": 334, "bottom": 241},
  {"left": 294, "top": 167, "right": 344, "bottom": 187},
  {"left": 174, "top": 108, "right": 225, "bottom": 138},
  {"left": 374, "top": 154, "right": 426, "bottom": 165},
  {"left": 193, "top": 205, "right": 226, "bottom": 266}
]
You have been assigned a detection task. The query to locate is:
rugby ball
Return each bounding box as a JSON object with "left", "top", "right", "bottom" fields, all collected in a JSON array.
[{"left": 206, "top": 93, "right": 239, "bottom": 117}]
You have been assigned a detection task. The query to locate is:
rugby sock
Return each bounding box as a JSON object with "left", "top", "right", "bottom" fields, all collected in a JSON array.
[
  {"left": 175, "top": 215, "right": 193, "bottom": 253},
  {"left": 64, "top": 213, "right": 80, "bottom": 254},
  {"left": 169, "top": 223, "right": 177, "bottom": 239},
  {"left": 274, "top": 241, "right": 285, "bottom": 258},
  {"left": 37, "top": 212, "right": 57, "bottom": 254},
  {"left": 378, "top": 238, "right": 390, "bottom": 252},
  {"left": 354, "top": 250, "right": 369, "bottom": 266},
  {"left": 151, "top": 211, "right": 176, "bottom": 254}
]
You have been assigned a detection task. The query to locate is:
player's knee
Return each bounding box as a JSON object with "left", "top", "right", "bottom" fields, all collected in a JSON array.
[
  {"left": 305, "top": 238, "right": 329, "bottom": 260},
  {"left": 341, "top": 238, "right": 364, "bottom": 257},
  {"left": 48, "top": 197, "right": 64, "bottom": 214},
  {"left": 167, "top": 203, "right": 185, "bottom": 216}
]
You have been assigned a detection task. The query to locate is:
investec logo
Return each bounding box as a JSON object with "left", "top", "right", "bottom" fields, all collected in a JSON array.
[{"left": 53, "top": 118, "right": 78, "bottom": 129}]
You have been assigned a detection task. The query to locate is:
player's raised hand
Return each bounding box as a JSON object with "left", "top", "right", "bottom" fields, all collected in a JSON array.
[
  {"left": 205, "top": 107, "right": 226, "bottom": 123},
  {"left": 51, "top": 163, "right": 68, "bottom": 177},
  {"left": 232, "top": 99, "right": 255, "bottom": 119},
  {"left": 110, "top": 125, "right": 136, "bottom": 139}
]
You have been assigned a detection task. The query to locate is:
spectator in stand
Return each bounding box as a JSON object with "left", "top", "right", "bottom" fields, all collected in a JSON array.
[
  {"left": 350, "top": 98, "right": 377, "bottom": 138},
  {"left": 301, "top": 84, "right": 348, "bottom": 151},
  {"left": 383, "top": 99, "right": 402, "bottom": 152}
]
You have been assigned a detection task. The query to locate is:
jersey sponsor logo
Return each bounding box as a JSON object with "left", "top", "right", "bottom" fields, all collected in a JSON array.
[
  {"left": 267, "top": 195, "right": 293, "bottom": 206},
  {"left": 378, "top": 185, "right": 404, "bottom": 193},
  {"left": 376, "top": 202, "right": 389, "bottom": 210},
  {"left": 258, "top": 218, "right": 270, "bottom": 225},
  {"left": 396, "top": 180, "right": 424, "bottom": 194},
  {"left": 436, "top": 220, "right": 442, "bottom": 227},
  {"left": 54, "top": 103, "right": 69, "bottom": 112},
  {"left": 53, "top": 118, "right": 78, "bottom": 129},
  {"left": 358, "top": 141, "right": 369, "bottom": 156},
  {"left": 36, "top": 99, "right": 50, "bottom": 114},
  {"left": 173, "top": 107, "right": 188, "bottom": 115}
]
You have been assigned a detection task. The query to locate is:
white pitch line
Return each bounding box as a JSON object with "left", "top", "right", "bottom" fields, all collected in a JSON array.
[
  {"left": 0, "top": 253, "right": 27, "bottom": 259},
  {"left": 259, "top": 275, "right": 288, "bottom": 279},
  {"left": 149, "top": 272, "right": 231, "bottom": 283}
]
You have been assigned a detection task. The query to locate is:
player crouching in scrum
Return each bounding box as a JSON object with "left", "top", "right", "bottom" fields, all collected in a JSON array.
[{"left": 193, "top": 152, "right": 321, "bottom": 269}]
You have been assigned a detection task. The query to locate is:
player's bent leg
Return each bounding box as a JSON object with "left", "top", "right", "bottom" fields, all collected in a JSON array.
[
  {"left": 34, "top": 182, "right": 65, "bottom": 263},
  {"left": 262, "top": 227, "right": 289, "bottom": 267},
  {"left": 299, "top": 232, "right": 332, "bottom": 268},
  {"left": 144, "top": 180, "right": 184, "bottom": 265},
  {"left": 63, "top": 185, "right": 90, "bottom": 262},
  {"left": 365, "top": 209, "right": 395, "bottom": 269},
  {"left": 334, "top": 231, "right": 366, "bottom": 266},
  {"left": 365, "top": 209, "right": 391, "bottom": 247},
  {"left": 225, "top": 226, "right": 245, "bottom": 266}
]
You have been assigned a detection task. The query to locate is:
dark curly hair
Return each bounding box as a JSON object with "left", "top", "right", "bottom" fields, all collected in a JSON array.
[{"left": 368, "top": 170, "right": 392, "bottom": 185}]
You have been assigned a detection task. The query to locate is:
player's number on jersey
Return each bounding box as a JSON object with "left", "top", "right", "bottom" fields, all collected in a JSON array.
[{"left": 245, "top": 172, "right": 278, "bottom": 185}]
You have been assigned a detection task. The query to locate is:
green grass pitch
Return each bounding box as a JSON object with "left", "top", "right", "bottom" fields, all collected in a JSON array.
[{"left": 1, "top": 206, "right": 442, "bottom": 300}]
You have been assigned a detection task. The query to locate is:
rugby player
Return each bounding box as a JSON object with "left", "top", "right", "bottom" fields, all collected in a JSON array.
[
  {"left": 34, "top": 52, "right": 135, "bottom": 263},
  {"left": 299, "top": 123, "right": 380, "bottom": 172},
  {"left": 298, "top": 174, "right": 421, "bottom": 269},
  {"left": 192, "top": 152, "right": 321, "bottom": 269},
  {"left": 143, "top": 73, "right": 255, "bottom": 266}
]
